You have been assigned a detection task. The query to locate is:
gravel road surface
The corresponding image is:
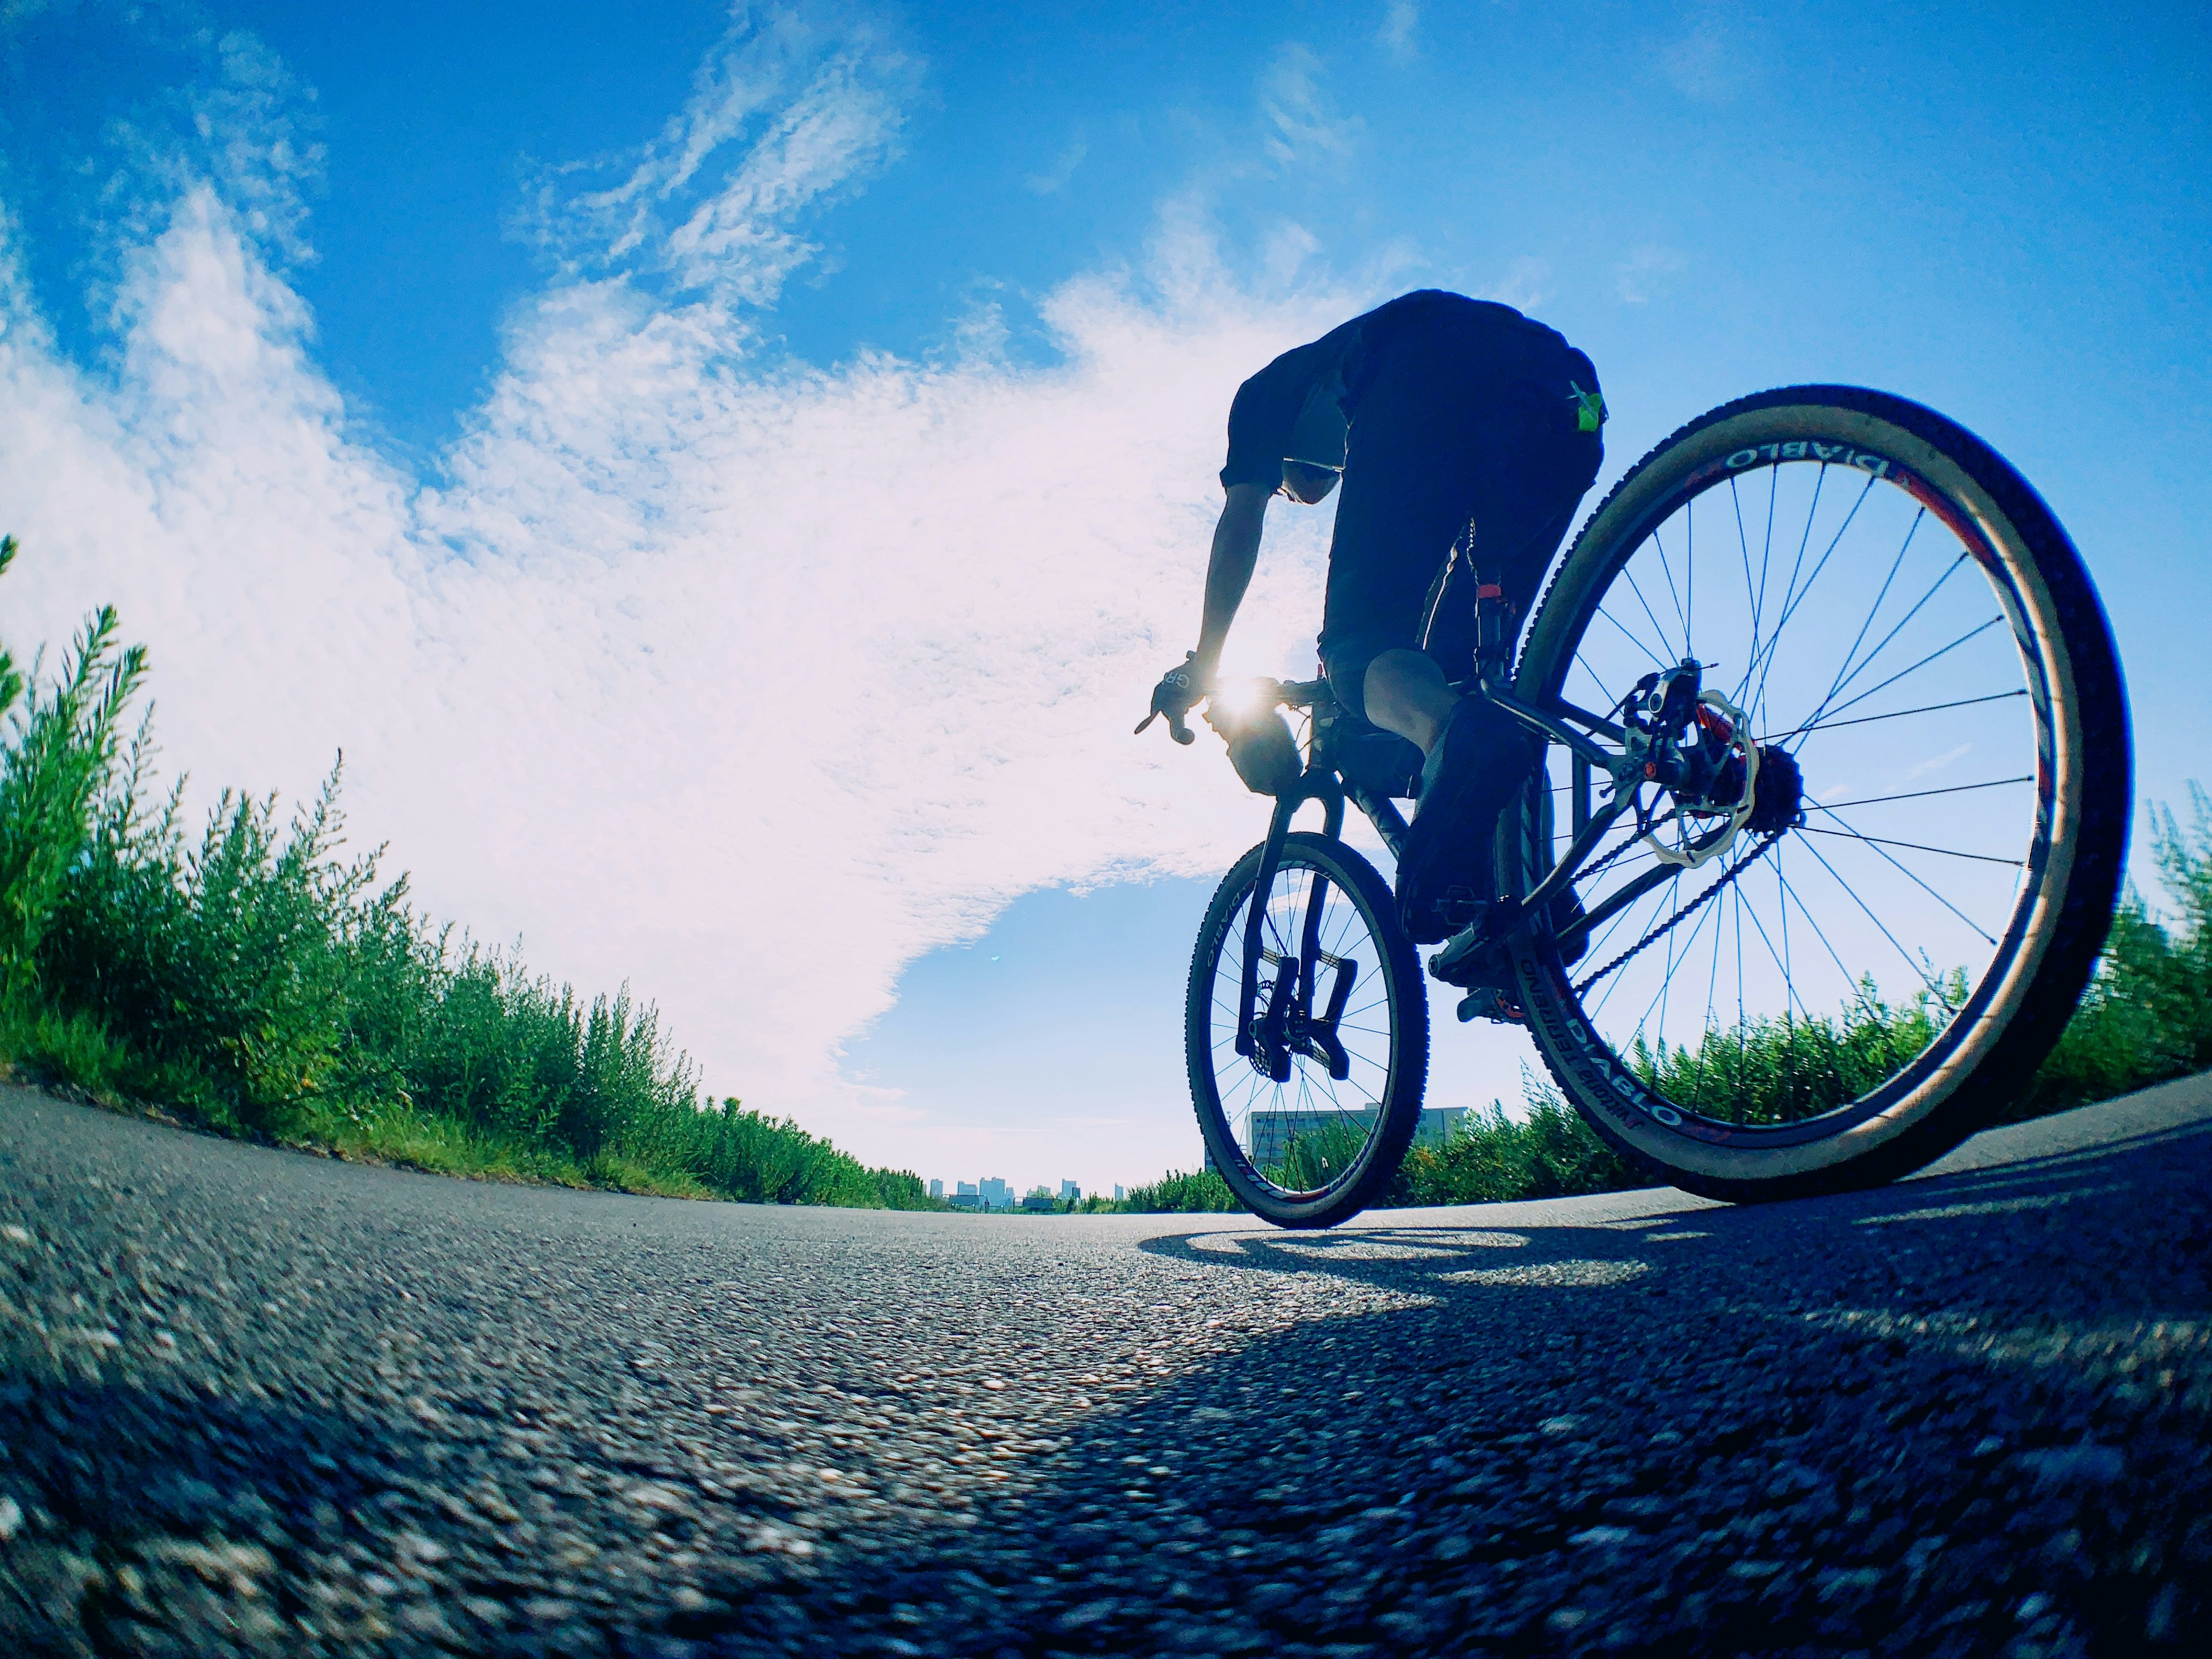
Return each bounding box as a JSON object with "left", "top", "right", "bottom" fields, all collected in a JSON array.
[{"left": 2, "top": 1075, "right": 2208, "bottom": 1657}]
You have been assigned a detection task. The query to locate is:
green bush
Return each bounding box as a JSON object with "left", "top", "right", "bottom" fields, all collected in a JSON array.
[
  {"left": 1389, "top": 1085, "right": 1641, "bottom": 1207},
  {"left": 1128, "top": 796, "right": 2212, "bottom": 1213},
  {"left": 2005, "top": 788, "right": 2212, "bottom": 1119},
  {"left": 1122, "top": 1167, "right": 1242, "bottom": 1213},
  {"left": 0, "top": 547, "right": 938, "bottom": 1210}
]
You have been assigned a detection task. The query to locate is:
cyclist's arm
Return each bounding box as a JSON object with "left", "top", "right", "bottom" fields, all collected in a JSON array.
[{"left": 1193, "top": 482, "right": 1272, "bottom": 680}]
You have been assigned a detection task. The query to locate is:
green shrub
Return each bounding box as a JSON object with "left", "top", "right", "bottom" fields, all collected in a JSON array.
[
  {"left": 0, "top": 544, "right": 940, "bottom": 1210},
  {"left": 2005, "top": 788, "right": 2212, "bottom": 1119},
  {"left": 1130, "top": 794, "right": 2212, "bottom": 1213},
  {"left": 1122, "top": 1167, "right": 1242, "bottom": 1213},
  {"left": 1389, "top": 1084, "right": 1641, "bottom": 1207}
]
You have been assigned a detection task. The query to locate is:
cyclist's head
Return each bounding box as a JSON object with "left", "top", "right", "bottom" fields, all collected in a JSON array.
[{"left": 1279, "top": 459, "right": 1342, "bottom": 505}]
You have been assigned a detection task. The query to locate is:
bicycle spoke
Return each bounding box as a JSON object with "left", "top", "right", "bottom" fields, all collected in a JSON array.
[
  {"left": 1808, "top": 775, "right": 2032, "bottom": 812},
  {"left": 1594, "top": 600, "right": 1670, "bottom": 669},
  {"left": 1797, "top": 825, "right": 2022, "bottom": 868},
  {"left": 1751, "top": 469, "right": 1878, "bottom": 721},
  {"left": 1623, "top": 559, "right": 1683, "bottom": 665},
  {"left": 1796, "top": 834, "right": 1956, "bottom": 1010},
  {"left": 1791, "top": 615, "right": 2008, "bottom": 740},
  {"left": 1646, "top": 526, "right": 1690, "bottom": 658},
  {"left": 1800, "top": 820, "right": 2002, "bottom": 946},
  {"left": 1572, "top": 651, "right": 1622, "bottom": 716},
  {"left": 1762, "top": 688, "right": 2025, "bottom": 742},
  {"left": 1730, "top": 884, "right": 1747, "bottom": 1122},
  {"left": 1795, "top": 530, "right": 1954, "bottom": 737},
  {"left": 1774, "top": 862, "right": 1865, "bottom": 1010}
]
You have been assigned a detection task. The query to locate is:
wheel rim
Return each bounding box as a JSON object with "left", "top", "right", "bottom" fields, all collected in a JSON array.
[
  {"left": 1205, "top": 857, "right": 1403, "bottom": 1201},
  {"left": 1525, "top": 420, "right": 2071, "bottom": 1145}
]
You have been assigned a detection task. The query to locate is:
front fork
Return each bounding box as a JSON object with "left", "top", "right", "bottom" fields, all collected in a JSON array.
[{"left": 1236, "top": 783, "right": 1359, "bottom": 1082}]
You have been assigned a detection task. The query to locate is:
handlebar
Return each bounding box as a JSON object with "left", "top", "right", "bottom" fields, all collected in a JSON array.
[
  {"left": 1135, "top": 675, "right": 1334, "bottom": 745},
  {"left": 1132, "top": 705, "right": 1196, "bottom": 744}
]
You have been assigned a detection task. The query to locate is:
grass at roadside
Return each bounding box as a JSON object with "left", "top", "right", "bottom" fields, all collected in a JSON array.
[
  {"left": 1122, "top": 792, "right": 2212, "bottom": 1215},
  {"left": 0, "top": 543, "right": 940, "bottom": 1210},
  {"left": 9, "top": 544, "right": 2208, "bottom": 1218}
]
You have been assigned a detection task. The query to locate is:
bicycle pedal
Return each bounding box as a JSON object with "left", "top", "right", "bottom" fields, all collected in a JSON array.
[
  {"left": 1456, "top": 986, "right": 1527, "bottom": 1025},
  {"left": 1429, "top": 917, "right": 1508, "bottom": 988}
]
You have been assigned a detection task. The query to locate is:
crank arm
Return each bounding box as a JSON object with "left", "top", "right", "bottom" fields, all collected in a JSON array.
[{"left": 1521, "top": 793, "right": 1632, "bottom": 919}]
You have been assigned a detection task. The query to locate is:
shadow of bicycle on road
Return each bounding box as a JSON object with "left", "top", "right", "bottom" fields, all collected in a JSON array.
[
  {"left": 3, "top": 1110, "right": 2203, "bottom": 1659},
  {"left": 926, "top": 1111, "right": 2212, "bottom": 1656}
]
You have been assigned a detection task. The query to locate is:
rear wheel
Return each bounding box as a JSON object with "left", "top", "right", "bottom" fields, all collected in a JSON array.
[
  {"left": 1506, "top": 386, "right": 2129, "bottom": 1199},
  {"left": 1187, "top": 832, "right": 1429, "bottom": 1228}
]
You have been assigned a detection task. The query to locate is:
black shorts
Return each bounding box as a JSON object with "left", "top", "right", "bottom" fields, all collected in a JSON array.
[{"left": 1317, "top": 301, "right": 1604, "bottom": 719}]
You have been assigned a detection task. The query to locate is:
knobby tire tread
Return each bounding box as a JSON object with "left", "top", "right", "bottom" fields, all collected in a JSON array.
[
  {"left": 1508, "top": 385, "right": 2129, "bottom": 1202},
  {"left": 1185, "top": 832, "right": 1429, "bottom": 1229}
]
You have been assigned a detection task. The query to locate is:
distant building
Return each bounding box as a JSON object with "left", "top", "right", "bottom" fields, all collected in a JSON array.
[
  {"left": 1113, "top": 1185, "right": 1124, "bottom": 1202},
  {"left": 1207, "top": 1107, "right": 1474, "bottom": 1172},
  {"left": 1059, "top": 1180, "right": 1080, "bottom": 1201},
  {"left": 1021, "top": 1189, "right": 1055, "bottom": 1213},
  {"left": 978, "top": 1177, "right": 1011, "bottom": 1210},
  {"left": 949, "top": 1180, "right": 980, "bottom": 1210},
  {"left": 929, "top": 1179, "right": 944, "bottom": 1200}
]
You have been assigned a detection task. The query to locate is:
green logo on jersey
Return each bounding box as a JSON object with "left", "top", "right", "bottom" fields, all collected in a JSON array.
[{"left": 1569, "top": 382, "right": 1607, "bottom": 433}]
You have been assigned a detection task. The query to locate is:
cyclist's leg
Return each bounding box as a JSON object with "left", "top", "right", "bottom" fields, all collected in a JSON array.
[
  {"left": 1320, "top": 332, "right": 1601, "bottom": 717},
  {"left": 1327, "top": 333, "right": 1603, "bottom": 938}
]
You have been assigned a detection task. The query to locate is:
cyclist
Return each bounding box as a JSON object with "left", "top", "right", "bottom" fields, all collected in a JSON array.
[{"left": 1146, "top": 288, "right": 1605, "bottom": 946}]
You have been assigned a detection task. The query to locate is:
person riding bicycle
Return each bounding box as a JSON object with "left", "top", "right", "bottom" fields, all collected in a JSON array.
[{"left": 1146, "top": 287, "right": 1605, "bottom": 947}]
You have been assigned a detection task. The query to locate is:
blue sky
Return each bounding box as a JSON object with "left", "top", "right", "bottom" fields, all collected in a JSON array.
[{"left": 0, "top": 1, "right": 2204, "bottom": 1191}]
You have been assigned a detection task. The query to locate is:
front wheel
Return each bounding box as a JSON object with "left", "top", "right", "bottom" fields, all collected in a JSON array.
[
  {"left": 1187, "top": 832, "right": 1430, "bottom": 1228},
  {"left": 1507, "top": 386, "right": 2130, "bottom": 1200}
]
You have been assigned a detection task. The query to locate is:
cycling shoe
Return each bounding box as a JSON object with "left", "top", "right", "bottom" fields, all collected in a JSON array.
[
  {"left": 1394, "top": 699, "right": 1539, "bottom": 944},
  {"left": 1429, "top": 887, "right": 1590, "bottom": 992}
]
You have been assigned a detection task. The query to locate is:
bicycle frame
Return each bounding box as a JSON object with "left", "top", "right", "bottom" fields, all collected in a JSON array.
[{"left": 1228, "top": 664, "right": 1720, "bottom": 1058}]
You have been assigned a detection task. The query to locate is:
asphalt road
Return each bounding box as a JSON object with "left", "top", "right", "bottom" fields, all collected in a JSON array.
[{"left": 1, "top": 1077, "right": 2207, "bottom": 1658}]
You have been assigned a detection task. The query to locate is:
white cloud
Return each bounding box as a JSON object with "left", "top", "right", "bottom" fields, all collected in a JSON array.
[
  {"left": 1614, "top": 243, "right": 1687, "bottom": 304},
  {"left": 0, "top": 9, "right": 1372, "bottom": 1181},
  {"left": 522, "top": 5, "right": 918, "bottom": 306},
  {"left": 1376, "top": 1, "right": 1419, "bottom": 60},
  {"left": 1260, "top": 220, "right": 1321, "bottom": 288},
  {"left": 1258, "top": 44, "right": 1363, "bottom": 166},
  {"left": 1475, "top": 255, "right": 1552, "bottom": 313},
  {"left": 1659, "top": 5, "right": 1756, "bottom": 104},
  {"left": 1024, "top": 135, "right": 1088, "bottom": 196}
]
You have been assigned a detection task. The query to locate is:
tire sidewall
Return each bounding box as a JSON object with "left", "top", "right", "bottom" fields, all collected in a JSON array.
[
  {"left": 1506, "top": 388, "right": 2130, "bottom": 1198},
  {"left": 1185, "top": 831, "right": 1431, "bottom": 1226}
]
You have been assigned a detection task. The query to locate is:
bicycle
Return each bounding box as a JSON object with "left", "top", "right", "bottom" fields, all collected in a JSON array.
[{"left": 1145, "top": 386, "right": 2130, "bottom": 1229}]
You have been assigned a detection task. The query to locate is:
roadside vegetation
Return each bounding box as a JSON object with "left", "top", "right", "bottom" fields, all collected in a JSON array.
[
  {"left": 1128, "top": 793, "right": 2212, "bottom": 1215},
  {"left": 6, "top": 548, "right": 2207, "bottom": 1218},
  {"left": 0, "top": 544, "right": 938, "bottom": 1209}
]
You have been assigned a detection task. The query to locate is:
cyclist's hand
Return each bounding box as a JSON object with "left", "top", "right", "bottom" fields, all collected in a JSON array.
[{"left": 1135, "top": 652, "right": 1207, "bottom": 744}]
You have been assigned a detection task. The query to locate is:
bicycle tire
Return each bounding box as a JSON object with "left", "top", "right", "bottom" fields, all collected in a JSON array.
[
  {"left": 1505, "top": 385, "right": 2129, "bottom": 1200},
  {"left": 1186, "top": 831, "right": 1430, "bottom": 1228}
]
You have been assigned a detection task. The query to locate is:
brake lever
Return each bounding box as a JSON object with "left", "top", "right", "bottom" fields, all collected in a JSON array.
[{"left": 1133, "top": 708, "right": 1196, "bottom": 744}]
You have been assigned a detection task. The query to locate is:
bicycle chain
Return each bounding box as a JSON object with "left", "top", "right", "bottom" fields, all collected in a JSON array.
[
  {"left": 1571, "top": 831, "right": 1784, "bottom": 997},
  {"left": 1570, "top": 817, "right": 1647, "bottom": 888}
]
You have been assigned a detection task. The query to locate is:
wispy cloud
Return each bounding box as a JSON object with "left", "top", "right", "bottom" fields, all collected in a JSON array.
[
  {"left": 1376, "top": 1, "right": 1420, "bottom": 60},
  {"left": 1614, "top": 243, "right": 1686, "bottom": 304},
  {"left": 96, "top": 27, "right": 328, "bottom": 279},
  {"left": 1024, "top": 134, "right": 1088, "bottom": 195},
  {"left": 521, "top": 6, "right": 918, "bottom": 306},
  {"left": 1259, "top": 44, "right": 1363, "bottom": 165},
  {"left": 0, "top": 6, "right": 1369, "bottom": 1180},
  {"left": 1476, "top": 255, "right": 1552, "bottom": 313},
  {"left": 1659, "top": 3, "right": 1756, "bottom": 104}
]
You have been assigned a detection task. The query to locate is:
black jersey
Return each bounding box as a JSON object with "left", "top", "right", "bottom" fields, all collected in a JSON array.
[{"left": 1218, "top": 290, "right": 1573, "bottom": 491}]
